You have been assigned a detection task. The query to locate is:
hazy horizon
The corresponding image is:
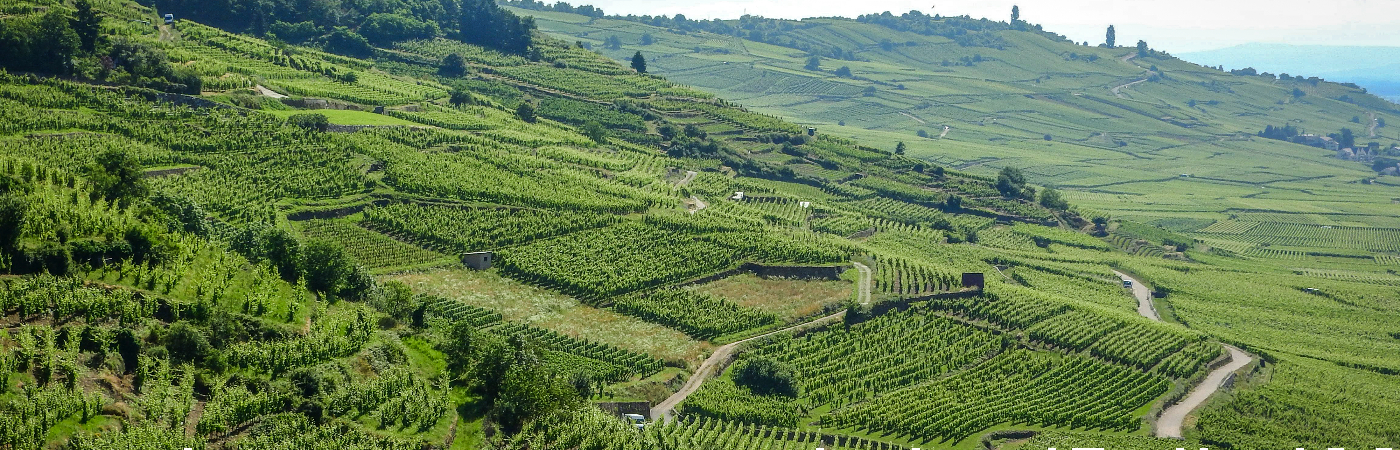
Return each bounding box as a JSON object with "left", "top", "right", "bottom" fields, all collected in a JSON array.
[{"left": 568, "top": 0, "right": 1400, "bottom": 53}]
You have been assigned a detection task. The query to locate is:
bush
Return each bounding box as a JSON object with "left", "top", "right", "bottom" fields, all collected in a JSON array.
[
  {"left": 733, "top": 357, "right": 798, "bottom": 397},
  {"left": 287, "top": 113, "right": 329, "bottom": 132},
  {"left": 165, "top": 322, "right": 211, "bottom": 363}
]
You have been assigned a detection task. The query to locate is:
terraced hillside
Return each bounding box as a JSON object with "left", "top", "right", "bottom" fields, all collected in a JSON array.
[
  {"left": 520, "top": 5, "right": 1400, "bottom": 277},
  {"left": 0, "top": 0, "right": 1398, "bottom": 449}
]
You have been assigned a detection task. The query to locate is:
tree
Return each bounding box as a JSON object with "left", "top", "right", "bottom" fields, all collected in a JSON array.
[
  {"left": 449, "top": 89, "right": 474, "bottom": 107},
  {"left": 439, "top": 53, "right": 467, "bottom": 77},
  {"left": 733, "top": 357, "right": 797, "bottom": 397},
  {"left": 640, "top": 33, "right": 653, "bottom": 45},
  {"left": 516, "top": 101, "right": 536, "bottom": 123},
  {"left": 604, "top": 35, "right": 622, "bottom": 50},
  {"left": 1340, "top": 128, "right": 1356, "bottom": 149},
  {"left": 88, "top": 150, "right": 148, "bottom": 204},
  {"left": 71, "top": 0, "right": 102, "bottom": 53},
  {"left": 805, "top": 55, "right": 821, "bottom": 71},
  {"left": 1011, "top": 5, "right": 1020, "bottom": 22},
  {"left": 443, "top": 320, "right": 481, "bottom": 376},
  {"left": 262, "top": 227, "right": 303, "bottom": 283},
  {"left": 302, "top": 240, "right": 353, "bottom": 299},
  {"left": 359, "top": 13, "right": 438, "bottom": 45},
  {"left": 996, "top": 166, "right": 1028, "bottom": 199},
  {"left": 0, "top": 194, "right": 26, "bottom": 258},
  {"left": 582, "top": 121, "right": 607, "bottom": 144},
  {"left": 834, "top": 66, "right": 852, "bottom": 78},
  {"left": 1105, "top": 25, "right": 1116, "bottom": 47},
  {"left": 631, "top": 51, "right": 647, "bottom": 73},
  {"left": 35, "top": 10, "right": 81, "bottom": 75},
  {"left": 895, "top": 142, "right": 906, "bottom": 155},
  {"left": 1039, "top": 188, "right": 1068, "bottom": 210},
  {"left": 1136, "top": 40, "right": 1149, "bottom": 57}
]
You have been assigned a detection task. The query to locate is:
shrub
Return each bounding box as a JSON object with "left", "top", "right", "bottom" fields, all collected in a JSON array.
[
  {"left": 287, "top": 113, "right": 329, "bottom": 132},
  {"left": 733, "top": 357, "right": 798, "bottom": 397}
]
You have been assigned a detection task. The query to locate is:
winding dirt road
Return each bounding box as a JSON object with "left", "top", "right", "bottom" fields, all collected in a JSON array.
[
  {"left": 649, "top": 262, "right": 872, "bottom": 420},
  {"left": 1113, "top": 270, "right": 1159, "bottom": 321},
  {"left": 1111, "top": 78, "right": 1149, "bottom": 99},
  {"left": 1156, "top": 345, "right": 1252, "bottom": 438},
  {"left": 1113, "top": 271, "right": 1256, "bottom": 439}
]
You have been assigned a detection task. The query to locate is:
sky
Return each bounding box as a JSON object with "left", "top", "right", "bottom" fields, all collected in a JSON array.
[{"left": 575, "top": 0, "right": 1400, "bottom": 53}]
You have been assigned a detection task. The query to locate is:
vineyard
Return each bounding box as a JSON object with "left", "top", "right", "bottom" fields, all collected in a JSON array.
[
  {"left": 613, "top": 288, "right": 777, "bottom": 340},
  {"left": 3, "top": 0, "right": 1396, "bottom": 447},
  {"left": 292, "top": 219, "right": 454, "bottom": 272},
  {"left": 747, "top": 310, "right": 1003, "bottom": 408},
  {"left": 825, "top": 349, "right": 1170, "bottom": 443},
  {"left": 361, "top": 203, "right": 620, "bottom": 253}
]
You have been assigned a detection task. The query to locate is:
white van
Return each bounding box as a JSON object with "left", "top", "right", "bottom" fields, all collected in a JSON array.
[{"left": 623, "top": 413, "right": 646, "bottom": 430}]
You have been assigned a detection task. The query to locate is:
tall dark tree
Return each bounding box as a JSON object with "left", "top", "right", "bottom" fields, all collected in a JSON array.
[
  {"left": 1011, "top": 5, "right": 1020, "bottom": 22},
  {"left": 631, "top": 51, "right": 647, "bottom": 73},
  {"left": 516, "top": 101, "right": 536, "bottom": 123},
  {"left": 71, "top": 0, "right": 102, "bottom": 53},
  {"left": 996, "top": 166, "right": 1030, "bottom": 199},
  {"left": 1105, "top": 25, "right": 1116, "bottom": 47},
  {"left": 805, "top": 55, "right": 821, "bottom": 71},
  {"left": 0, "top": 194, "right": 25, "bottom": 258},
  {"left": 88, "top": 150, "right": 148, "bottom": 204},
  {"left": 439, "top": 53, "right": 467, "bottom": 77},
  {"left": 459, "top": 0, "right": 534, "bottom": 55},
  {"left": 34, "top": 10, "right": 81, "bottom": 74},
  {"left": 302, "top": 240, "right": 353, "bottom": 298},
  {"left": 895, "top": 142, "right": 906, "bottom": 155},
  {"left": 1137, "top": 40, "right": 1149, "bottom": 57}
]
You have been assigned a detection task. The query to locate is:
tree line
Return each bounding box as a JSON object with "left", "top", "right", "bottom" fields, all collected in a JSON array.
[{"left": 146, "top": 0, "right": 535, "bottom": 55}]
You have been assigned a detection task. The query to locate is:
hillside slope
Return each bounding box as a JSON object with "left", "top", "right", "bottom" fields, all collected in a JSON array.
[
  {"left": 521, "top": 6, "right": 1400, "bottom": 266},
  {"left": 1, "top": 1, "right": 1399, "bottom": 449}
]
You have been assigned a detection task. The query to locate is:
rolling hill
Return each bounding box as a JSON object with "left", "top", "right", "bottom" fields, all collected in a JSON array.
[{"left": 0, "top": 0, "right": 1398, "bottom": 449}]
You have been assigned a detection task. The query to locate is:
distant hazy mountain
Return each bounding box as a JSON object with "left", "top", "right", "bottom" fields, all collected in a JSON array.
[{"left": 1180, "top": 43, "right": 1400, "bottom": 101}]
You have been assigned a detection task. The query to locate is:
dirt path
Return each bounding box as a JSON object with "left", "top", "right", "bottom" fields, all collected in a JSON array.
[
  {"left": 1368, "top": 111, "right": 1378, "bottom": 138},
  {"left": 1155, "top": 345, "right": 1253, "bottom": 438},
  {"left": 1111, "top": 78, "right": 1149, "bottom": 99},
  {"left": 900, "top": 112, "right": 927, "bottom": 125},
  {"left": 852, "top": 261, "right": 871, "bottom": 306},
  {"left": 1115, "top": 271, "right": 1257, "bottom": 439},
  {"left": 650, "top": 261, "right": 872, "bottom": 420},
  {"left": 255, "top": 85, "right": 288, "bottom": 99},
  {"left": 1113, "top": 270, "right": 1159, "bottom": 321},
  {"left": 676, "top": 170, "right": 697, "bottom": 188},
  {"left": 939, "top": 125, "right": 951, "bottom": 139},
  {"left": 185, "top": 401, "right": 205, "bottom": 438},
  {"left": 687, "top": 195, "right": 707, "bottom": 214}
]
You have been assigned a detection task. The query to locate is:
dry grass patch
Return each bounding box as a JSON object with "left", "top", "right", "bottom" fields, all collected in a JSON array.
[
  {"left": 689, "top": 273, "right": 854, "bottom": 323},
  {"left": 389, "top": 269, "right": 711, "bottom": 367}
]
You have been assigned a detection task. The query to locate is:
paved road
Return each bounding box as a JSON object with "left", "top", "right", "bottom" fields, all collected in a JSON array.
[
  {"left": 649, "top": 261, "right": 872, "bottom": 420},
  {"left": 255, "top": 85, "right": 288, "bottom": 99},
  {"left": 1155, "top": 345, "right": 1253, "bottom": 438},
  {"left": 1113, "top": 270, "right": 1159, "bottom": 321},
  {"left": 1114, "top": 271, "right": 1256, "bottom": 439}
]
